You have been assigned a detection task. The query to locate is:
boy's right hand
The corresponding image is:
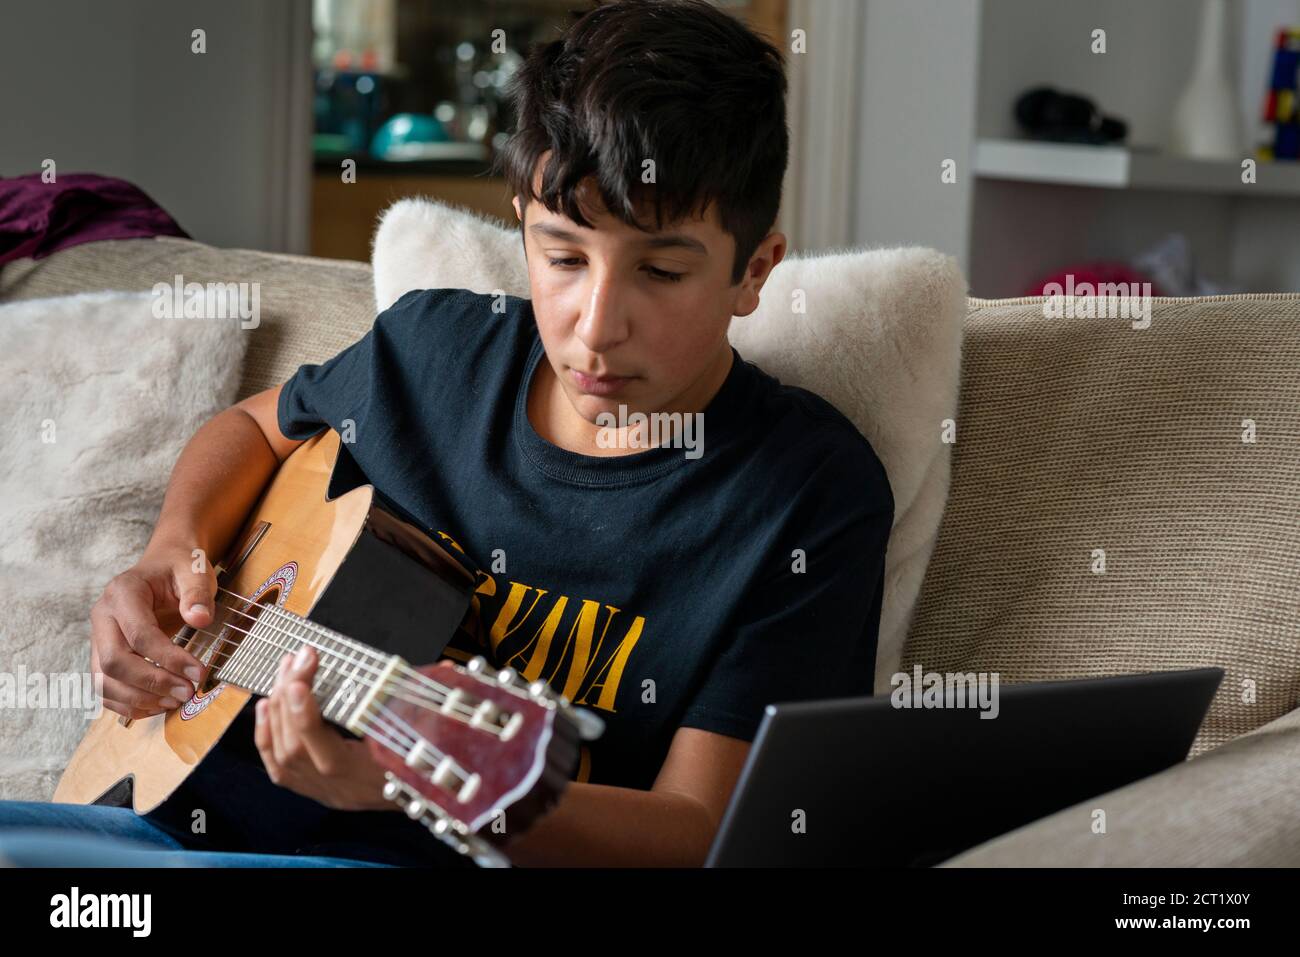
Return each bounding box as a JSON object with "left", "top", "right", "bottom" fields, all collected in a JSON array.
[{"left": 89, "top": 542, "right": 216, "bottom": 720}]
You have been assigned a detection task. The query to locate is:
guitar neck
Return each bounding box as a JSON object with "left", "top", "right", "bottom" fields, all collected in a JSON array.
[{"left": 200, "top": 593, "right": 398, "bottom": 730}]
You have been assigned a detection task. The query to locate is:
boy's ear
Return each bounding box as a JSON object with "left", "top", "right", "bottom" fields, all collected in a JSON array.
[{"left": 512, "top": 196, "right": 523, "bottom": 222}]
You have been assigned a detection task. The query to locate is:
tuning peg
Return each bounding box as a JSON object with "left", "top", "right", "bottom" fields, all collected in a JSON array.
[
  {"left": 467, "top": 655, "right": 494, "bottom": 677},
  {"left": 526, "top": 680, "right": 570, "bottom": 706},
  {"left": 564, "top": 704, "right": 606, "bottom": 742},
  {"left": 464, "top": 834, "right": 512, "bottom": 869},
  {"left": 516, "top": 681, "right": 605, "bottom": 739},
  {"left": 496, "top": 667, "right": 517, "bottom": 686},
  {"left": 380, "top": 773, "right": 513, "bottom": 868},
  {"left": 469, "top": 699, "right": 501, "bottom": 731}
]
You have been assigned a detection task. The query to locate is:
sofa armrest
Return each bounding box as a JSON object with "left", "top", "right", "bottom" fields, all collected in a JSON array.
[{"left": 940, "top": 705, "right": 1300, "bottom": 867}]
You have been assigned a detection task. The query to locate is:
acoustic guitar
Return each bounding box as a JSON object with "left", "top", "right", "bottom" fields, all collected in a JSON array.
[{"left": 53, "top": 428, "right": 603, "bottom": 867}]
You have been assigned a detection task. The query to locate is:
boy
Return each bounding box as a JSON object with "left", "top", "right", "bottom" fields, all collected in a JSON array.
[{"left": 0, "top": 0, "right": 892, "bottom": 867}]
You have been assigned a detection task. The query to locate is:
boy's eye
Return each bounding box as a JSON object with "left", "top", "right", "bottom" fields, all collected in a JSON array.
[{"left": 545, "top": 258, "right": 684, "bottom": 283}]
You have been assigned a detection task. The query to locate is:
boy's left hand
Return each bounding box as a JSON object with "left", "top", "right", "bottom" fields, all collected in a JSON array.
[{"left": 254, "top": 644, "right": 394, "bottom": 812}]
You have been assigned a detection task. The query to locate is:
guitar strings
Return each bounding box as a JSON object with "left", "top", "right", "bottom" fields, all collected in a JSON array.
[
  {"left": 214, "top": 582, "right": 480, "bottom": 681},
  {"left": 233, "top": 627, "right": 483, "bottom": 786},
  {"left": 213, "top": 583, "right": 511, "bottom": 713},
  {"left": 157, "top": 614, "right": 487, "bottom": 781},
  {"left": 170, "top": 602, "right": 488, "bottom": 726},
  {"left": 185, "top": 607, "right": 484, "bottom": 779},
  {"left": 211, "top": 584, "right": 449, "bottom": 687},
  {"left": 359, "top": 703, "right": 490, "bottom": 806},
  {"left": 194, "top": 614, "right": 457, "bottom": 712},
  {"left": 205, "top": 594, "right": 469, "bottom": 711},
  {"left": 112, "top": 600, "right": 530, "bottom": 822},
  {"left": 172, "top": 616, "right": 486, "bottom": 727},
  {"left": 362, "top": 702, "right": 457, "bottom": 774},
  {"left": 210, "top": 585, "right": 539, "bottom": 732}
]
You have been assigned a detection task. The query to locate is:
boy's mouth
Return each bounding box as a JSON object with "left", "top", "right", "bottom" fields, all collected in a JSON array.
[{"left": 570, "top": 368, "right": 632, "bottom": 396}]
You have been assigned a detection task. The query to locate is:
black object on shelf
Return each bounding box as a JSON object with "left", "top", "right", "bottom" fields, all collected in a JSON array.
[
  {"left": 1014, "top": 86, "right": 1129, "bottom": 145},
  {"left": 315, "top": 69, "right": 392, "bottom": 158}
]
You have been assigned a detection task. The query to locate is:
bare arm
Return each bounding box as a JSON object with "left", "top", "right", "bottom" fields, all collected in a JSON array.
[
  {"left": 502, "top": 726, "right": 752, "bottom": 867},
  {"left": 150, "top": 384, "right": 305, "bottom": 560},
  {"left": 89, "top": 384, "right": 308, "bottom": 719}
]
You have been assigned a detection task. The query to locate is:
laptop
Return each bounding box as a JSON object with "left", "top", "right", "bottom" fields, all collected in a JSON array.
[{"left": 704, "top": 666, "right": 1224, "bottom": 867}]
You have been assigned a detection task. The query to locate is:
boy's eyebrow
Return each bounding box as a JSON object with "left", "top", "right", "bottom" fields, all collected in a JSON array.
[{"left": 528, "top": 222, "right": 708, "bottom": 255}]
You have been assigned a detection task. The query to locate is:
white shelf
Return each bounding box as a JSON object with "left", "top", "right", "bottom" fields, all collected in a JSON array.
[{"left": 973, "top": 138, "right": 1300, "bottom": 198}]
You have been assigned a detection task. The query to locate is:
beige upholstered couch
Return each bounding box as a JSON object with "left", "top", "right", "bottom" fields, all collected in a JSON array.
[{"left": 3, "top": 236, "right": 1297, "bottom": 867}]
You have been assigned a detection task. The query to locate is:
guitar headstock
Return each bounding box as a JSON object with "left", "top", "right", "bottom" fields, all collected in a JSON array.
[{"left": 361, "top": 655, "right": 604, "bottom": 867}]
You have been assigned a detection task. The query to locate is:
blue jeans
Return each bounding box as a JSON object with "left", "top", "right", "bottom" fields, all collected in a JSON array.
[{"left": 0, "top": 800, "right": 391, "bottom": 867}]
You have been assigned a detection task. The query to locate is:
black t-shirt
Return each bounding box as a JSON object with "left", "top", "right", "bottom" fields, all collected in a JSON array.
[{"left": 275, "top": 288, "right": 894, "bottom": 791}]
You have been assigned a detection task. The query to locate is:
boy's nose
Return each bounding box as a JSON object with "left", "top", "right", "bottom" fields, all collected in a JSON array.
[{"left": 575, "top": 277, "right": 631, "bottom": 352}]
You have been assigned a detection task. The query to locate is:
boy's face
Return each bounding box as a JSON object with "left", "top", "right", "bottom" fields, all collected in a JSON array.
[{"left": 513, "top": 153, "right": 785, "bottom": 439}]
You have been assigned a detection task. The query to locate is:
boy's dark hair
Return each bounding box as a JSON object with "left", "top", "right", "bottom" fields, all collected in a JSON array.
[{"left": 494, "top": 0, "right": 788, "bottom": 286}]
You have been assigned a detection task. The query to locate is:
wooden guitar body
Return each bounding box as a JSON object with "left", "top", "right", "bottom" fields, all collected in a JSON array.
[{"left": 54, "top": 429, "right": 477, "bottom": 813}]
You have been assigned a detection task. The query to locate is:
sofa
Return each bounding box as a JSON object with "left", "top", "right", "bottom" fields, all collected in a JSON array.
[{"left": 2, "top": 234, "right": 1297, "bottom": 867}]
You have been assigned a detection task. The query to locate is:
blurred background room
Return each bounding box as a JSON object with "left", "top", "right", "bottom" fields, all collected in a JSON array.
[{"left": 4, "top": 0, "right": 1300, "bottom": 295}]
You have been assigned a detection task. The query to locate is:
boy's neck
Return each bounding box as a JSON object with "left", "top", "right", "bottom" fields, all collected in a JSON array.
[{"left": 528, "top": 346, "right": 734, "bottom": 457}]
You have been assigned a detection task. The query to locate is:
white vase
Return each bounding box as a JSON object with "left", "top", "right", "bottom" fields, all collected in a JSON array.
[{"left": 1168, "top": 0, "right": 1244, "bottom": 160}]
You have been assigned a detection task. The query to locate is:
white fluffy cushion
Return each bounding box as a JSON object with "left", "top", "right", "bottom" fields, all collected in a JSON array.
[
  {"left": 0, "top": 291, "right": 248, "bottom": 800},
  {"left": 372, "top": 198, "right": 966, "bottom": 692}
]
